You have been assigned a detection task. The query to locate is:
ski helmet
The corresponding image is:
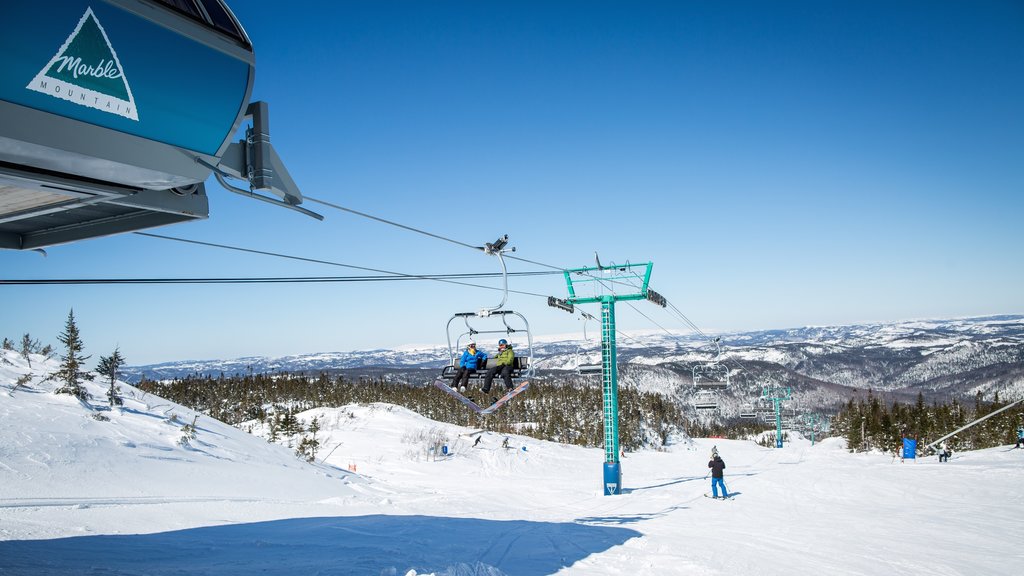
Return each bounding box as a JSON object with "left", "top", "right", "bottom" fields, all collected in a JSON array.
[{"left": 499, "top": 339, "right": 508, "bottom": 345}]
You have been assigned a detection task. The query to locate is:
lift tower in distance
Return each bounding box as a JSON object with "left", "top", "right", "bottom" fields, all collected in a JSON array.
[
  {"left": 762, "top": 384, "right": 792, "bottom": 448},
  {"left": 550, "top": 260, "right": 666, "bottom": 495}
]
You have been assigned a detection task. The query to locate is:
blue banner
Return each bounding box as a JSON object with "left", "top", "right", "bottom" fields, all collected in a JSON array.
[{"left": 902, "top": 438, "right": 917, "bottom": 459}]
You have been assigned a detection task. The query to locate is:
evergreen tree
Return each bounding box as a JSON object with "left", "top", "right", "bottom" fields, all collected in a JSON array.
[
  {"left": 20, "top": 333, "right": 41, "bottom": 367},
  {"left": 97, "top": 347, "right": 126, "bottom": 407},
  {"left": 53, "top": 310, "right": 93, "bottom": 401},
  {"left": 296, "top": 417, "right": 321, "bottom": 462}
]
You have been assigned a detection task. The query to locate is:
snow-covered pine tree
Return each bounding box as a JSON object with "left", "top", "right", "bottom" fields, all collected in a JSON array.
[
  {"left": 97, "top": 347, "right": 126, "bottom": 407},
  {"left": 179, "top": 415, "right": 199, "bottom": 446},
  {"left": 53, "top": 309, "right": 93, "bottom": 401}
]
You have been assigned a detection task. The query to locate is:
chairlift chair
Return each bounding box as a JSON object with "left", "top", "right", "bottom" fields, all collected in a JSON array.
[
  {"left": 692, "top": 338, "right": 730, "bottom": 389},
  {"left": 437, "top": 235, "right": 534, "bottom": 396},
  {"left": 442, "top": 310, "right": 534, "bottom": 383},
  {"left": 739, "top": 406, "right": 757, "bottom": 419},
  {"left": 694, "top": 390, "right": 718, "bottom": 410},
  {"left": 575, "top": 312, "right": 602, "bottom": 376}
]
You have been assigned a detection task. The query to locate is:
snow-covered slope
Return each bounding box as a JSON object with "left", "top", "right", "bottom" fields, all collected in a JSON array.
[
  {"left": 2, "top": 348, "right": 1022, "bottom": 575},
  {"left": 0, "top": 350, "right": 368, "bottom": 542}
]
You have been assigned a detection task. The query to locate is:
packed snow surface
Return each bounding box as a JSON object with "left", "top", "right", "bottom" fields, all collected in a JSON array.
[{"left": 1, "top": 351, "right": 1021, "bottom": 575}]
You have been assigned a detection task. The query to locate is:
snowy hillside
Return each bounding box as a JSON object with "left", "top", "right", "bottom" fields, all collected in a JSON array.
[
  {"left": 0, "top": 350, "right": 368, "bottom": 541},
  {"left": 2, "top": 348, "right": 1023, "bottom": 575}
]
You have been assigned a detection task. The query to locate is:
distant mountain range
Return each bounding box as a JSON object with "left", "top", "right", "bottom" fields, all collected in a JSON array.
[{"left": 123, "top": 315, "right": 1024, "bottom": 417}]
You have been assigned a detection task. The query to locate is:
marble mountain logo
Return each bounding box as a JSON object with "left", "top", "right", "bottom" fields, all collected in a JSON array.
[{"left": 27, "top": 6, "right": 139, "bottom": 121}]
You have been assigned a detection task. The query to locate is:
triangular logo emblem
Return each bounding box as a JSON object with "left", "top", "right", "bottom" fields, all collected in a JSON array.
[
  {"left": 27, "top": 7, "right": 139, "bottom": 121},
  {"left": 605, "top": 483, "right": 618, "bottom": 494}
]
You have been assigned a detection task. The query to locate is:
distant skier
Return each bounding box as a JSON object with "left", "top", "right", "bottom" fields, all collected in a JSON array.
[
  {"left": 451, "top": 342, "right": 487, "bottom": 392},
  {"left": 708, "top": 451, "right": 729, "bottom": 499},
  {"left": 482, "top": 339, "right": 515, "bottom": 394},
  {"left": 1016, "top": 426, "right": 1024, "bottom": 449},
  {"left": 938, "top": 442, "right": 951, "bottom": 463}
]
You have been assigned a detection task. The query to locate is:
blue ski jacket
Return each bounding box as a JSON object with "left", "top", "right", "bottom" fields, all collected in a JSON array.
[{"left": 459, "top": 348, "right": 487, "bottom": 369}]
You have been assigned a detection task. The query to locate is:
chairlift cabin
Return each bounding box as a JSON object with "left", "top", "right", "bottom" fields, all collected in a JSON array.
[
  {"left": 0, "top": 0, "right": 317, "bottom": 251},
  {"left": 693, "top": 390, "right": 718, "bottom": 411}
]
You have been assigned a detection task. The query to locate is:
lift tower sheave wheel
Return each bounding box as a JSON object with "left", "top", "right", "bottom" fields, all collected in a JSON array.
[{"left": 556, "top": 260, "right": 663, "bottom": 496}]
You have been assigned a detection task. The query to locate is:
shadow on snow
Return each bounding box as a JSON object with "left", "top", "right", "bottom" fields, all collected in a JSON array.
[{"left": 0, "top": 514, "right": 640, "bottom": 576}]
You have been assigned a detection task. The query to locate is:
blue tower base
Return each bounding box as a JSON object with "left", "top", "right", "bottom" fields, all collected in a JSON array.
[
  {"left": 603, "top": 462, "right": 621, "bottom": 495},
  {"left": 776, "top": 438, "right": 783, "bottom": 448}
]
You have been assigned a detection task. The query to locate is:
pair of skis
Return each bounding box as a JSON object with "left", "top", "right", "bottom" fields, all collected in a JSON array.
[{"left": 432, "top": 379, "right": 529, "bottom": 415}]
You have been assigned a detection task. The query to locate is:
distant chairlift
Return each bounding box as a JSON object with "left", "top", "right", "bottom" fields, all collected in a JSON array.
[
  {"left": 692, "top": 337, "right": 730, "bottom": 390},
  {"left": 739, "top": 406, "right": 758, "bottom": 419},
  {"left": 576, "top": 312, "right": 602, "bottom": 376},
  {"left": 694, "top": 390, "right": 719, "bottom": 411}
]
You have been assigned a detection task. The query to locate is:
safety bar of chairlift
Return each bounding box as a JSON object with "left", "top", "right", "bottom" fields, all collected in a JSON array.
[
  {"left": 578, "top": 364, "right": 603, "bottom": 376},
  {"left": 445, "top": 310, "right": 535, "bottom": 378},
  {"left": 694, "top": 382, "right": 730, "bottom": 390}
]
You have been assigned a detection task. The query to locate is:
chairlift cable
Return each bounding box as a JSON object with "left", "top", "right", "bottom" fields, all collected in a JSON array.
[
  {"left": 614, "top": 276, "right": 755, "bottom": 376},
  {"left": 133, "top": 232, "right": 552, "bottom": 298},
  {"left": 304, "top": 195, "right": 568, "bottom": 273},
  {"left": 0, "top": 271, "right": 560, "bottom": 286},
  {"left": 293, "top": 195, "right": 678, "bottom": 333}
]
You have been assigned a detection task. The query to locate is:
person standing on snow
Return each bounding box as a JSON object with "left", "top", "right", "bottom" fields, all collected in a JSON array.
[
  {"left": 482, "top": 338, "right": 515, "bottom": 395},
  {"left": 1015, "top": 426, "right": 1024, "bottom": 449},
  {"left": 451, "top": 342, "right": 487, "bottom": 392},
  {"left": 939, "top": 442, "right": 951, "bottom": 462},
  {"left": 708, "top": 450, "right": 728, "bottom": 499}
]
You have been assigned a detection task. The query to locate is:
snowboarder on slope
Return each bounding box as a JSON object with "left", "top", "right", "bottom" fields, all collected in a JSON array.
[
  {"left": 452, "top": 342, "right": 487, "bottom": 392},
  {"left": 708, "top": 451, "right": 728, "bottom": 499}
]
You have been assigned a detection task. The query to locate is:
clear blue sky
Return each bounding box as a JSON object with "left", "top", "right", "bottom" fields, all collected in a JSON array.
[{"left": 3, "top": 0, "right": 1023, "bottom": 365}]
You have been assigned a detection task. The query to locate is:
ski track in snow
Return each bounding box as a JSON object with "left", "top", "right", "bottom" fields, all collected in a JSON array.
[{"left": 2, "top": 351, "right": 1023, "bottom": 575}]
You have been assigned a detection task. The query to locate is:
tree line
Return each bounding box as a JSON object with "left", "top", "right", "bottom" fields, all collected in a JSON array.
[
  {"left": 137, "top": 372, "right": 689, "bottom": 452},
  {"left": 831, "top": 389, "right": 1023, "bottom": 454}
]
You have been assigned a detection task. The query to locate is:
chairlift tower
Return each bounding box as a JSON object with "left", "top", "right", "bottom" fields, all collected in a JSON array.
[
  {"left": 761, "top": 384, "right": 792, "bottom": 448},
  {"left": 797, "top": 412, "right": 822, "bottom": 445},
  {"left": 552, "top": 260, "right": 665, "bottom": 495}
]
